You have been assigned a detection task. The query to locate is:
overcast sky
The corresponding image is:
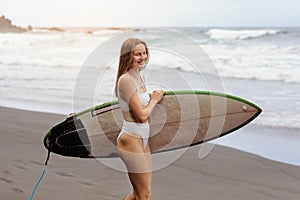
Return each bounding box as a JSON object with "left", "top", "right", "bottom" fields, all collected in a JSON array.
[{"left": 1, "top": 0, "right": 299, "bottom": 27}]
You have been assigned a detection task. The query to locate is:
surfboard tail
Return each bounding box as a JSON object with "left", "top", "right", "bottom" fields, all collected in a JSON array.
[{"left": 43, "top": 116, "right": 92, "bottom": 158}]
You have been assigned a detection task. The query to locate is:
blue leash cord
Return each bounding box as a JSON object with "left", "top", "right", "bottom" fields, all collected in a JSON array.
[
  {"left": 29, "top": 165, "right": 47, "bottom": 200},
  {"left": 29, "top": 147, "right": 51, "bottom": 200}
]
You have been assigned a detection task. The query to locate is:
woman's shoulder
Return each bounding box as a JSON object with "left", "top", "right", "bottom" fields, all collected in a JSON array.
[
  {"left": 118, "top": 74, "right": 136, "bottom": 89},
  {"left": 119, "top": 73, "right": 131, "bottom": 84}
]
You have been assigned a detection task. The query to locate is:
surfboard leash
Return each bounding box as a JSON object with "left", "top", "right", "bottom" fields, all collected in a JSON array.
[{"left": 29, "top": 144, "right": 52, "bottom": 200}]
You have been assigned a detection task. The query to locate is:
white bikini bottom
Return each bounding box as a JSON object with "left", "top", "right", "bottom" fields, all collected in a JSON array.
[{"left": 117, "top": 120, "right": 150, "bottom": 149}]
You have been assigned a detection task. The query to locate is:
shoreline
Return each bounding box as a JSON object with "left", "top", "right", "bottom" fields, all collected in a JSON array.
[
  {"left": 1, "top": 106, "right": 300, "bottom": 199},
  {"left": 216, "top": 123, "right": 300, "bottom": 167}
]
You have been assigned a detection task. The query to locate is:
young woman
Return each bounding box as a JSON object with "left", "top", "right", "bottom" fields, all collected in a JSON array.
[{"left": 115, "top": 38, "right": 164, "bottom": 200}]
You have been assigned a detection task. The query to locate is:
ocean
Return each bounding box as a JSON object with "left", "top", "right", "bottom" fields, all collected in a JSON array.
[{"left": 0, "top": 27, "right": 299, "bottom": 165}]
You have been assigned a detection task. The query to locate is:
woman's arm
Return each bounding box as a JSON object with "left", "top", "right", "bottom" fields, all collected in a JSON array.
[
  {"left": 129, "top": 90, "right": 164, "bottom": 123},
  {"left": 119, "top": 75, "right": 164, "bottom": 123}
]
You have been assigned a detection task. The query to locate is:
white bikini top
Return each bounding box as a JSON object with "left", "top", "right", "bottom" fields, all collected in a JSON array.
[{"left": 117, "top": 74, "right": 150, "bottom": 111}]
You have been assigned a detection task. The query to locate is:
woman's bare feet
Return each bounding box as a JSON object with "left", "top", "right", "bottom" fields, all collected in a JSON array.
[{"left": 123, "top": 192, "right": 136, "bottom": 200}]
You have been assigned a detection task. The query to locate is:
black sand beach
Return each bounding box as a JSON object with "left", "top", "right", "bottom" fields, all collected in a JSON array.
[{"left": 1, "top": 106, "right": 300, "bottom": 200}]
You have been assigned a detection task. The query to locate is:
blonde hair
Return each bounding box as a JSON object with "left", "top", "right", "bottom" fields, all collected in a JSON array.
[{"left": 114, "top": 38, "right": 149, "bottom": 96}]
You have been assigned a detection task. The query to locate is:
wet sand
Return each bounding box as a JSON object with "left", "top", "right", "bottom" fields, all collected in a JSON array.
[{"left": 1, "top": 106, "right": 299, "bottom": 200}]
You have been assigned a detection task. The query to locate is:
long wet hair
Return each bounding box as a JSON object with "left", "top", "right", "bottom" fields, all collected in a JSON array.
[{"left": 114, "top": 38, "right": 149, "bottom": 96}]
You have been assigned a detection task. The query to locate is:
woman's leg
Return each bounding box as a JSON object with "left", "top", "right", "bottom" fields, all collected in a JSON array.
[{"left": 118, "top": 133, "right": 152, "bottom": 200}]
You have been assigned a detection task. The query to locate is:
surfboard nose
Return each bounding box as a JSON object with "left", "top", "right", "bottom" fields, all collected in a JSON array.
[{"left": 229, "top": 93, "right": 262, "bottom": 120}]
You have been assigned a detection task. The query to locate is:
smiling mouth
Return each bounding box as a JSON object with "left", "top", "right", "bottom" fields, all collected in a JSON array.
[{"left": 137, "top": 61, "right": 145, "bottom": 65}]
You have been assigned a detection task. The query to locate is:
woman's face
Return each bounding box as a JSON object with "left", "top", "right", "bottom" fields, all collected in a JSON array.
[{"left": 131, "top": 43, "right": 148, "bottom": 69}]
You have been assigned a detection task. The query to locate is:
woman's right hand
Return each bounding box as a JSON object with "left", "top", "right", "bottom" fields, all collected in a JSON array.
[{"left": 150, "top": 90, "right": 165, "bottom": 103}]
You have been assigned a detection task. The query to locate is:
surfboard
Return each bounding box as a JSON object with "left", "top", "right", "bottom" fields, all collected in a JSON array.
[{"left": 44, "top": 91, "right": 262, "bottom": 158}]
